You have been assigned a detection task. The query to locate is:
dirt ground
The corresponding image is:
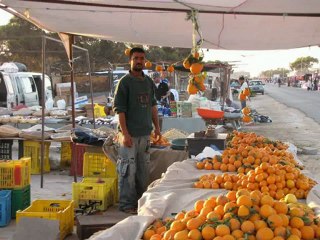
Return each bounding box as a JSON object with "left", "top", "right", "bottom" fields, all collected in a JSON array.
[{"left": 242, "top": 93, "right": 320, "bottom": 180}]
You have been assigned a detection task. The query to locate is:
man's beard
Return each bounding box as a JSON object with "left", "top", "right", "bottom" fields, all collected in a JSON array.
[{"left": 133, "top": 64, "right": 143, "bottom": 72}]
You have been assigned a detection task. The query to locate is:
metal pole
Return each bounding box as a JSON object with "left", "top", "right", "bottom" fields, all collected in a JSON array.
[
  {"left": 40, "top": 35, "right": 46, "bottom": 188},
  {"left": 86, "top": 51, "right": 96, "bottom": 129},
  {"left": 69, "top": 35, "right": 77, "bottom": 183}
]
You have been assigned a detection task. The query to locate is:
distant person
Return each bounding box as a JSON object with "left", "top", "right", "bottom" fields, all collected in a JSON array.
[
  {"left": 226, "top": 98, "right": 240, "bottom": 109},
  {"left": 314, "top": 79, "right": 318, "bottom": 91},
  {"left": 277, "top": 78, "right": 281, "bottom": 87},
  {"left": 239, "top": 76, "right": 248, "bottom": 109},
  {"left": 152, "top": 72, "right": 170, "bottom": 105},
  {"left": 307, "top": 79, "right": 312, "bottom": 91}
]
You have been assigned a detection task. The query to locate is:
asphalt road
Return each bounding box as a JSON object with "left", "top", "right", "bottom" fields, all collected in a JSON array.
[{"left": 264, "top": 83, "right": 320, "bottom": 124}]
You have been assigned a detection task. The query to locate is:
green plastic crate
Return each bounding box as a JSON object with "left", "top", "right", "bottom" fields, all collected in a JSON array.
[{"left": 11, "top": 184, "right": 31, "bottom": 218}]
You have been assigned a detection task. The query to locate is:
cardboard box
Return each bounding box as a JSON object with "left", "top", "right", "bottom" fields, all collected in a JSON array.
[{"left": 56, "top": 82, "right": 77, "bottom": 96}]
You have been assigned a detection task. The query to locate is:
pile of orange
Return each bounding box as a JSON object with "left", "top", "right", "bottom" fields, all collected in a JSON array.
[
  {"left": 196, "top": 145, "right": 300, "bottom": 174},
  {"left": 194, "top": 163, "right": 316, "bottom": 200},
  {"left": 227, "top": 131, "right": 288, "bottom": 150},
  {"left": 142, "top": 190, "right": 320, "bottom": 240}
]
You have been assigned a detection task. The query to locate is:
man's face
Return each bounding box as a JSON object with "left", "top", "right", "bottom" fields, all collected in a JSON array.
[
  {"left": 154, "top": 77, "right": 160, "bottom": 83},
  {"left": 130, "top": 52, "right": 145, "bottom": 72}
]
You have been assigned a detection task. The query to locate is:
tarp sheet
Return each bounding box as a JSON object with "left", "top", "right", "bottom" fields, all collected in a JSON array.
[{"left": 2, "top": 0, "right": 320, "bottom": 50}]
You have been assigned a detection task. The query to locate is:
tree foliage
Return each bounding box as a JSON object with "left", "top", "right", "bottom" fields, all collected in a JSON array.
[
  {"left": 289, "top": 56, "right": 318, "bottom": 71},
  {"left": 260, "top": 68, "right": 290, "bottom": 78},
  {"left": 0, "top": 16, "right": 192, "bottom": 73}
]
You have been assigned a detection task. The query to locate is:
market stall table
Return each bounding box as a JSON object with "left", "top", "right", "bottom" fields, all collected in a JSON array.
[
  {"left": 160, "top": 117, "right": 206, "bottom": 133},
  {"left": 101, "top": 145, "right": 188, "bottom": 184}
]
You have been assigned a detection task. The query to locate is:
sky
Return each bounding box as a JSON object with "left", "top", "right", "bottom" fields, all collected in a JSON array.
[{"left": 1, "top": 9, "right": 320, "bottom": 77}]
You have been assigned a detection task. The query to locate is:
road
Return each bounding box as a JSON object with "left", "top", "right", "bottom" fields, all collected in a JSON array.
[{"left": 264, "top": 83, "right": 320, "bottom": 124}]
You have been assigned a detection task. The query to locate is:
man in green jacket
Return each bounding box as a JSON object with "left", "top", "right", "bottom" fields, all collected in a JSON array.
[{"left": 113, "top": 47, "right": 161, "bottom": 214}]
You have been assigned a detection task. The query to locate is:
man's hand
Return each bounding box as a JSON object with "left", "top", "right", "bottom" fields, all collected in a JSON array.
[
  {"left": 154, "top": 128, "right": 161, "bottom": 142},
  {"left": 122, "top": 133, "right": 133, "bottom": 147}
]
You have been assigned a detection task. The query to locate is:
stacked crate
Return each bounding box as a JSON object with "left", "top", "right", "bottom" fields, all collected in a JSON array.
[
  {"left": 16, "top": 199, "right": 74, "bottom": 240},
  {"left": 23, "top": 141, "right": 51, "bottom": 174},
  {"left": 0, "top": 158, "right": 31, "bottom": 222},
  {"left": 0, "top": 190, "right": 11, "bottom": 227},
  {"left": 72, "top": 152, "right": 117, "bottom": 211},
  {"left": 0, "top": 140, "right": 14, "bottom": 160},
  {"left": 60, "top": 142, "right": 86, "bottom": 176}
]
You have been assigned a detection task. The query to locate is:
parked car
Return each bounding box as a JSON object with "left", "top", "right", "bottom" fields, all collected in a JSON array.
[
  {"left": 230, "top": 80, "right": 241, "bottom": 94},
  {"left": 249, "top": 80, "right": 265, "bottom": 95}
]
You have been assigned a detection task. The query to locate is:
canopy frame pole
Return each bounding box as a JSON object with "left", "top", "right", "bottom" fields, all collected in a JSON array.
[
  {"left": 86, "top": 50, "right": 96, "bottom": 129},
  {"left": 40, "top": 34, "right": 46, "bottom": 188}
]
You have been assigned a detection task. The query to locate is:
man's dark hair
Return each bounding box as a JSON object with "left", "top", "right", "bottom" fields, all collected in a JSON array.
[
  {"left": 239, "top": 76, "right": 245, "bottom": 81},
  {"left": 130, "top": 47, "right": 145, "bottom": 58}
]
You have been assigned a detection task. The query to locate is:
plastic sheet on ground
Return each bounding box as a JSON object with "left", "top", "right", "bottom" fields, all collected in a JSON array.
[
  {"left": 89, "top": 159, "right": 227, "bottom": 240},
  {"left": 89, "top": 216, "right": 155, "bottom": 240},
  {"left": 194, "top": 146, "right": 221, "bottom": 160},
  {"left": 306, "top": 184, "right": 320, "bottom": 218},
  {"left": 285, "top": 142, "right": 304, "bottom": 167}
]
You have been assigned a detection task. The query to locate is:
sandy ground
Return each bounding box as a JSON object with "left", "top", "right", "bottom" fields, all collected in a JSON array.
[{"left": 242, "top": 93, "right": 320, "bottom": 180}]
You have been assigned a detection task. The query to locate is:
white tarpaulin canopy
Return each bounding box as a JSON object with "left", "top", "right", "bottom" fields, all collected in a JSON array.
[{"left": 2, "top": 0, "right": 320, "bottom": 50}]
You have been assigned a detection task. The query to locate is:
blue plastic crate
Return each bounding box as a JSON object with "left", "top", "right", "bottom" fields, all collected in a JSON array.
[{"left": 0, "top": 190, "right": 11, "bottom": 227}]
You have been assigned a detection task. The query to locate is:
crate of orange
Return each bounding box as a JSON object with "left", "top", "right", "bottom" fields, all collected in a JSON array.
[{"left": 141, "top": 190, "right": 320, "bottom": 240}]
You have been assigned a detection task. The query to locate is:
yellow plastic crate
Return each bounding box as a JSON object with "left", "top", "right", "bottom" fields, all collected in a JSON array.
[
  {"left": 72, "top": 177, "right": 116, "bottom": 211},
  {"left": 0, "top": 158, "right": 31, "bottom": 189},
  {"left": 83, "top": 152, "right": 116, "bottom": 178},
  {"left": 16, "top": 199, "right": 74, "bottom": 240},
  {"left": 23, "top": 141, "right": 50, "bottom": 174},
  {"left": 60, "top": 142, "right": 71, "bottom": 167}
]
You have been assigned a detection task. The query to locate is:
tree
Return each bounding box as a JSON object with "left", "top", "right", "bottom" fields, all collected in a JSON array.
[
  {"left": 260, "top": 68, "right": 290, "bottom": 78},
  {"left": 289, "top": 56, "right": 318, "bottom": 72}
]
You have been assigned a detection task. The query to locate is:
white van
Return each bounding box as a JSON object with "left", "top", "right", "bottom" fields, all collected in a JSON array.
[
  {"left": 31, "top": 72, "right": 53, "bottom": 103},
  {"left": 0, "top": 71, "right": 54, "bottom": 109},
  {"left": 0, "top": 72, "right": 16, "bottom": 108}
]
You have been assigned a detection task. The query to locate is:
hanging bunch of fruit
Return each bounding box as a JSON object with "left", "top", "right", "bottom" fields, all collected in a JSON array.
[
  {"left": 182, "top": 10, "right": 206, "bottom": 95},
  {"left": 184, "top": 50, "right": 207, "bottom": 94}
]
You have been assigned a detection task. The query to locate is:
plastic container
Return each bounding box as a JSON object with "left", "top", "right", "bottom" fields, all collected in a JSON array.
[
  {"left": 60, "top": 142, "right": 72, "bottom": 168},
  {"left": 16, "top": 199, "right": 74, "bottom": 240},
  {"left": 0, "top": 158, "right": 31, "bottom": 189},
  {"left": 83, "top": 152, "right": 117, "bottom": 178},
  {"left": 70, "top": 144, "right": 86, "bottom": 177},
  {"left": 0, "top": 139, "right": 13, "bottom": 160},
  {"left": 197, "top": 108, "right": 224, "bottom": 119},
  {"left": 60, "top": 142, "right": 86, "bottom": 176},
  {"left": 45, "top": 98, "right": 54, "bottom": 110},
  {"left": 0, "top": 190, "right": 11, "bottom": 227},
  {"left": 94, "top": 104, "right": 106, "bottom": 118},
  {"left": 72, "top": 177, "right": 116, "bottom": 211},
  {"left": 23, "top": 141, "right": 50, "bottom": 174},
  {"left": 11, "top": 184, "right": 31, "bottom": 218},
  {"left": 57, "top": 99, "right": 66, "bottom": 110}
]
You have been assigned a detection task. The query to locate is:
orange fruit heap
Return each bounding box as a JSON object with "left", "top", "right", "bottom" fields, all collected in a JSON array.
[
  {"left": 227, "top": 131, "right": 288, "bottom": 150},
  {"left": 196, "top": 145, "right": 300, "bottom": 174},
  {"left": 194, "top": 163, "right": 316, "bottom": 200},
  {"left": 142, "top": 190, "right": 320, "bottom": 240}
]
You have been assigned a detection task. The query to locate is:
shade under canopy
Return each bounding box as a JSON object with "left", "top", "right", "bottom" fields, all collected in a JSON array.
[{"left": 2, "top": 0, "right": 320, "bottom": 50}]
